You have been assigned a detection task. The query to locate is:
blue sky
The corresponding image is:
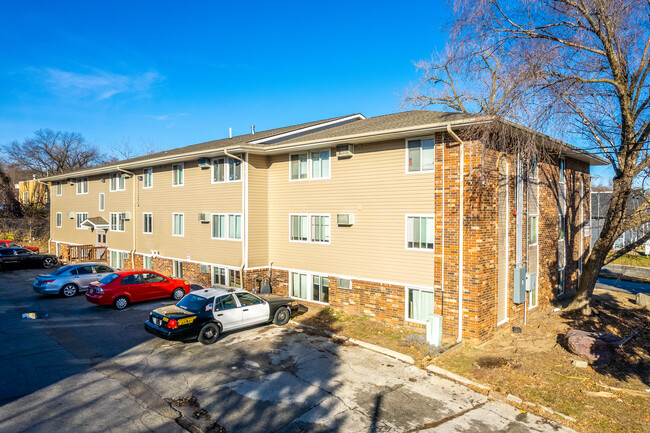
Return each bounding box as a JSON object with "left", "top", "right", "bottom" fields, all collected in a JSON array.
[{"left": 0, "top": 0, "right": 613, "bottom": 181}]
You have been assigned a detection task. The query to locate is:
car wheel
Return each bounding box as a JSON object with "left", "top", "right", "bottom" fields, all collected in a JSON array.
[
  {"left": 197, "top": 323, "right": 220, "bottom": 345},
  {"left": 43, "top": 257, "right": 55, "bottom": 269},
  {"left": 60, "top": 284, "right": 78, "bottom": 298},
  {"left": 171, "top": 288, "right": 185, "bottom": 300},
  {"left": 273, "top": 307, "right": 291, "bottom": 326},
  {"left": 114, "top": 296, "right": 129, "bottom": 310}
]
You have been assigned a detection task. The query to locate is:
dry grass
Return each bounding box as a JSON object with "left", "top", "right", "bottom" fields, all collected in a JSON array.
[
  {"left": 435, "top": 290, "right": 650, "bottom": 433},
  {"left": 610, "top": 253, "right": 650, "bottom": 269}
]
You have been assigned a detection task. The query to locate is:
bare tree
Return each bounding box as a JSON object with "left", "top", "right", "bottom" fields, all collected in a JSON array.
[
  {"left": 4, "top": 129, "right": 109, "bottom": 176},
  {"left": 407, "top": 0, "right": 650, "bottom": 314}
]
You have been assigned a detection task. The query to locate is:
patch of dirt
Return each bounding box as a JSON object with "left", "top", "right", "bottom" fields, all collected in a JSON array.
[
  {"left": 168, "top": 395, "right": 226, "bottom": 433},
  {"left": 436, "top": 290, "right": 650, "bottom": 433}
]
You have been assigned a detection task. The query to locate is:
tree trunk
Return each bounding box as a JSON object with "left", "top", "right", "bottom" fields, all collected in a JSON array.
[{"left": 566, "top": 172, "right": 632, "bottom": 313}]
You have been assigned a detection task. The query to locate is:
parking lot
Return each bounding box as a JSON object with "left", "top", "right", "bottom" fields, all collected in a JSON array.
[{"left": 0, "top": 267, "right": 576, "bottom": 433}]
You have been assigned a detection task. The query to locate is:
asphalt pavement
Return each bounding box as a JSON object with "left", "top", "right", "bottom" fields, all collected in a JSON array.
[{"left": 0, "top": 267, "right": 576, "bottom": 433}]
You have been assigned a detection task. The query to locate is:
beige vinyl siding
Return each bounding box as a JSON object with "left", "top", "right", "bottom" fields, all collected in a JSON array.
[
  {"left": 135, "top": 161, "right": 242, "bottom": 266},
  {"left": 247, "top": 154, "right": 269, "bottom": 267},
  {"left": 266, "top": 139, "right": 436, "bottom": 286}
]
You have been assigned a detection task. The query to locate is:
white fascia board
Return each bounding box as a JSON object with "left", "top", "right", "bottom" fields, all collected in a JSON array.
[{"left": 248, "top": 114, "right": 366, "bottom": 145}]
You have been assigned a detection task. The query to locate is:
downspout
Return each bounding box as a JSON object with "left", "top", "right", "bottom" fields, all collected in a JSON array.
[
  {"left": 447, "top": 124, "right": 465, "bottom": 344},
  {"left": 117, "top": 167, "right": 136, "bottom": 269},
  {"left": 224, "top": 149, "right": 246, "bottom": 289}
]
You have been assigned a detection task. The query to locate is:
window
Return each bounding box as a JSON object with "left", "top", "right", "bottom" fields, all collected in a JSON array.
[
  {"left": 290, "top": 153, "right": 308, "bottom": 180},
  {"left": 110, "top": 251, "right": 127, "bottom": 269},
  {"left": 310, "top": 215, "right": 330, "bottom": 243},
  {"left": 407, "top": 139, "right": 435, "bottom": 173},
  {"left": 173, "top": 260, "right": 183, "bottom": 278},
  {"left": 530, "top": 156, "right": 538, "bottom": 179},
  {"left": 143, "top": 168, "right": 153, "bottom": 188},
  {"left": 121, "top": 274, "right": 142, "bottom": 285},
  {"left": 172, "top": 163, "right": 184, "bottom": 186},
  {"left": 55, "top": 182, "right": 62, "bottom": 196},
  {"left": 110, "top": 173, "right": 125, "bottom": 191},
  {"left": 228, "top": 214, "right": 241, "bottom": 240},
  {"left": 99, "top": 193, "right": 105, "bottom": 211},
  {"left": 528, "top": 215, "right": 538, "bottom": 245},
  {"left": 172, "top": 213, "right": 184, "bottom": 236},
  {"left": 291, "top": 150, "right": 330, "bottom": 180},
  {"left": 406, "top": 216, "right": 434, "bottom": 250},
  {"left": 56, "top": 212, "right": 62, "bottom": 228},
  {"left": 228, "top": 157, "right": 242, "bottom": 181},
  {"left": 312, "top": 275, "right": 329, "bottom": 303},
  {"left": 76, "top": 212, "right": 88, "bottom": 229},
  {"left": 76, "top": 178, "right": 88, "bottom": 194},
  {"left": 143, "top": 255, "right": 152, "bottom": 270},
  {"left": 229, "top": 269, "right": 241, "bottom": 287},
  {"left": 214, "top": 295, "right": 237, "bottom": 310},
  {"left": 142, "top": 273, "right": 165, "bottom": 283},
  {"left": 211, "top": 214, "right": 226, "bottom": 239},
  {"left": 311, "top": 150, "right": 330, "bottom": 179},
  {"left": 110, "top": 213, "right": 126, "bottom": 232},
  {"left": 291, "top": 272, "right": 308, "bottom": 299},
  {"left": 558, "top": 268, "right": 565, "bottom": 295},
  {"left": 559, "top": 213, "right": 566, "bottom": 241},
  {"left": 407, "top": 288, "right": 435, "bottom": 322},
  {"left": 22, "top": 190, "right": 28, "bottom": 203},
  {"left": 143, "top": 213, "right": 153, "bottom": 234},
  {"left": 95, "top": 264, "right": 113, "bottom": 273},
  {"left": 290, "top": 215, "right": 308, "bottom": 242},
  {"left": 236, "top": 293, "right": 263, "bottom": 306},
  {"left": 559, "top": 158, "right": 565, "bottom": 184},
  {"left": 212, "top": 266, "right": 226, "bottom": 285},
  {"left": 212, "top": 158, "right": 225, "bottom": 183}
]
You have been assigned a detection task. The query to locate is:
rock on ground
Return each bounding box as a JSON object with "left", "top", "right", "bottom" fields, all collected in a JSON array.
[{"left": 565, "top": 329, "right": 622, "bottom": 365}]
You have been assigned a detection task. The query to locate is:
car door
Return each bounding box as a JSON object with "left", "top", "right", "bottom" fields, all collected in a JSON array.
[
  {"left": 119, "top": 273, "right": 144, "bottom": 301},
  {"left": 0, "top": 249, "right": 18, "bottom": 266},
  {"left": 212, "top": 294, "right": 243, "bottom": 332},
  {"left": 92, "top": 264, "right": 114, "bottom": 284},
  {"left": 140, "top": 272, "right": 169, "bottom": 298},
  {"left": 14, "top": 249, "right": 34, "bottom": 267},
  {"left": 235, "top": 293, "right": 270, "bottom": 326},
  {"left": 75, "top": 265, "right": 97, "bottom": 289}
]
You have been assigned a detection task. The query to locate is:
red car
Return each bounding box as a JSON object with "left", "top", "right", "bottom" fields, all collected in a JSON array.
[
  {"left": 0, "top": 240, "right": 39, "bottom": 252},
  {"left": 86, "top": 270, "right": 191, "bottom": 310}
]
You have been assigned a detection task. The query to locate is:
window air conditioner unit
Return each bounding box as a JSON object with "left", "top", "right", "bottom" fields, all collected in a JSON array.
[
  {"left": 198, "top": 213, "right": 210, "bottom": 223},
  {"left": 198, "top": 158, "right": 210, "bottom": 169},
  {"left": 67, "top": 212, "right": 75, "bottom": 219},
  {"left": 336, "top": 144, "right": 354, "bottom": 159},
  {"left": 337, "top": 213, "right": 354, "bottom": 226},
  {"left": 199, "top": 264, "right": 210, "bottom": 274},
  {"left": 121, "top": 212, "right": 131, "bottom": 220},
  {"left": 68, "top": 179, "right": 75, "bottom": 185}
]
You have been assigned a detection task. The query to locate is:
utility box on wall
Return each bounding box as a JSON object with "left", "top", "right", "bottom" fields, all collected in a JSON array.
[{"left": 513, "top": 266, "right": 527, "bottom": 304}]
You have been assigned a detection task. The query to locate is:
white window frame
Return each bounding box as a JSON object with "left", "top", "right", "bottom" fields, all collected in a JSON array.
[
  {"left": 99, "top": 193, "right": 105, "bottom": 211},
  {"left": 173, "top": 260, "right": 183, "bottom": 278},
  {"left": 143, "top": 167, "right": 153, "bottom": 189},
  {"left": 22, "top": 190, "right": 28, "bottom": 203},
  {"left": 172, "top": 163, "right": 184, "bottom": 187},
  {"left": 110, "top": 250, "right": 127, "bottom": 269},
  {"left": 228, "top": 157, "right": 242, "bottom": 182},
  {"left": 289, "top": 149, "right": 331, "bottom": 181},
  {"left": 212, "top": 265, "right": 227, "bottom": 286},
  {"left": 558, "top": 268, "right": 565, "bottom": 296},
  {"left": 172, "top": 213, "right": 184, "bottom": 237},
  {"left": 110, "top": 212, "right": 125, "bottom": 232},
  {"left": 289, "top": 214, "right": 309, "bottom": 243},
  {"left": 405, "top": 215, "right": 435, "bottom": 251},
  {"left": 289, "top": 271, "right": 330, "bottom": 305},
  {"left": 211, "top": 158, "right": 226, "bottom": 184},
  {"left": 56, "top": 212, "right": 62, "bottom": 228},
  {"left": 143, "top": 212, "right": 153, "bottom": 234},
  {"left": 227, "top": 213, "right": 242, "bottom": 240},
  {"left": 310, "top": 214, "right": 331, "bottom": 244},
  {"left": 75, "top": 212, "right": 88, "bottom": 230},
  {"left": 76, "top": 178, "right": 89, "bottom": 195},
  {"left": 211, "top": 213, "right": 226, "bottom": 239},
  {"left": 405, "top": 137, "right": 435, "bottom": 174},
  {"left": 142, "top": 254, "right": 153, "bottom": 270},
  {"left": 55, "top": 182, "right": 62, "bottom": 196},
  {"left": 404, "top": 286, "right": 435, "bottom": 324},
  {"left": 109, "top": 173, "right": 125, "bottom": 192}
]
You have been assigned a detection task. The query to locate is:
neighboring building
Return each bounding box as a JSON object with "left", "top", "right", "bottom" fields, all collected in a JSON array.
[
  {"left": 16, "top": 178, "right": 50, "bottom": 208},
  {"left": 43, "top": 111, "right": 606, "bottom": 343},
  {"left": 591, "top": 190, "right": 650, "bottom": 250}
]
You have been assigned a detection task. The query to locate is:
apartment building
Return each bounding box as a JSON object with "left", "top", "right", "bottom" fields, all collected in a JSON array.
[{"left": 44, "top": 111, "right": 606, "bottom": 343}]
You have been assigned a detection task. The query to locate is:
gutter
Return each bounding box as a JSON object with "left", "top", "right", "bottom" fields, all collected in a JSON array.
[
  {"left": 223, "top": 149, "right": 247, "bottom": 289},
  {"left": 446, "top": 124, "right": 465, "bottom": 344},
  {"left": 117, "top": 167, "right": 137, "bottom": 269}
]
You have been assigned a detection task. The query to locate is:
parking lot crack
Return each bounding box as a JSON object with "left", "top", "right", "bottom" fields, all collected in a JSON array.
[{"left": 405, "top": 400, "right": 487, "bottom": 432}]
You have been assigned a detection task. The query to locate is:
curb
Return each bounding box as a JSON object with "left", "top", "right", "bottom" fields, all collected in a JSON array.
[
  {"left": 289, "top": 319, "right": 578, "bottom": 427},
  {"left": 598, "top": 272, "right": 650, "bottom": 284}
]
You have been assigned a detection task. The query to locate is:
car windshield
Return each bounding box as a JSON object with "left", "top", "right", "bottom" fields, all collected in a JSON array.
[
  {"left": 176, "top": 294, "right": 207, "bottom": 313},
  {"left": 51, "top": 265, "right": 75, "bottom": 276},
  {"left": 99, "top": 273, "right": 120, "bottom": 284}
]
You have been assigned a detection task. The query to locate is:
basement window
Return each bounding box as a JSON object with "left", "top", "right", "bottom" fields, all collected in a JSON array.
[{"left": 406, "top": 287, "right": 434, "bottom": 323}]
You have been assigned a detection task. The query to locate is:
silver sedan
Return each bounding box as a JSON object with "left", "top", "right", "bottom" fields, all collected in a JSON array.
[{"left": 33, "top": 263, "right": 116, "bottom": 297}]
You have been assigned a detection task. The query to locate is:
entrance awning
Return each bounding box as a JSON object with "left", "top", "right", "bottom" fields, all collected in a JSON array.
[{"left": 81, "top": 216, "right": 109, "bottom": 230}]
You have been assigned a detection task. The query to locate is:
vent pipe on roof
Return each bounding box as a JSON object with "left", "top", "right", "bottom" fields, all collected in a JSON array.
[
  {"left": 229, "top": 127, "right": 232, "bottom": 139},
  {"left": 251, "top": 125, "right": 255, "bottom": 134}
]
